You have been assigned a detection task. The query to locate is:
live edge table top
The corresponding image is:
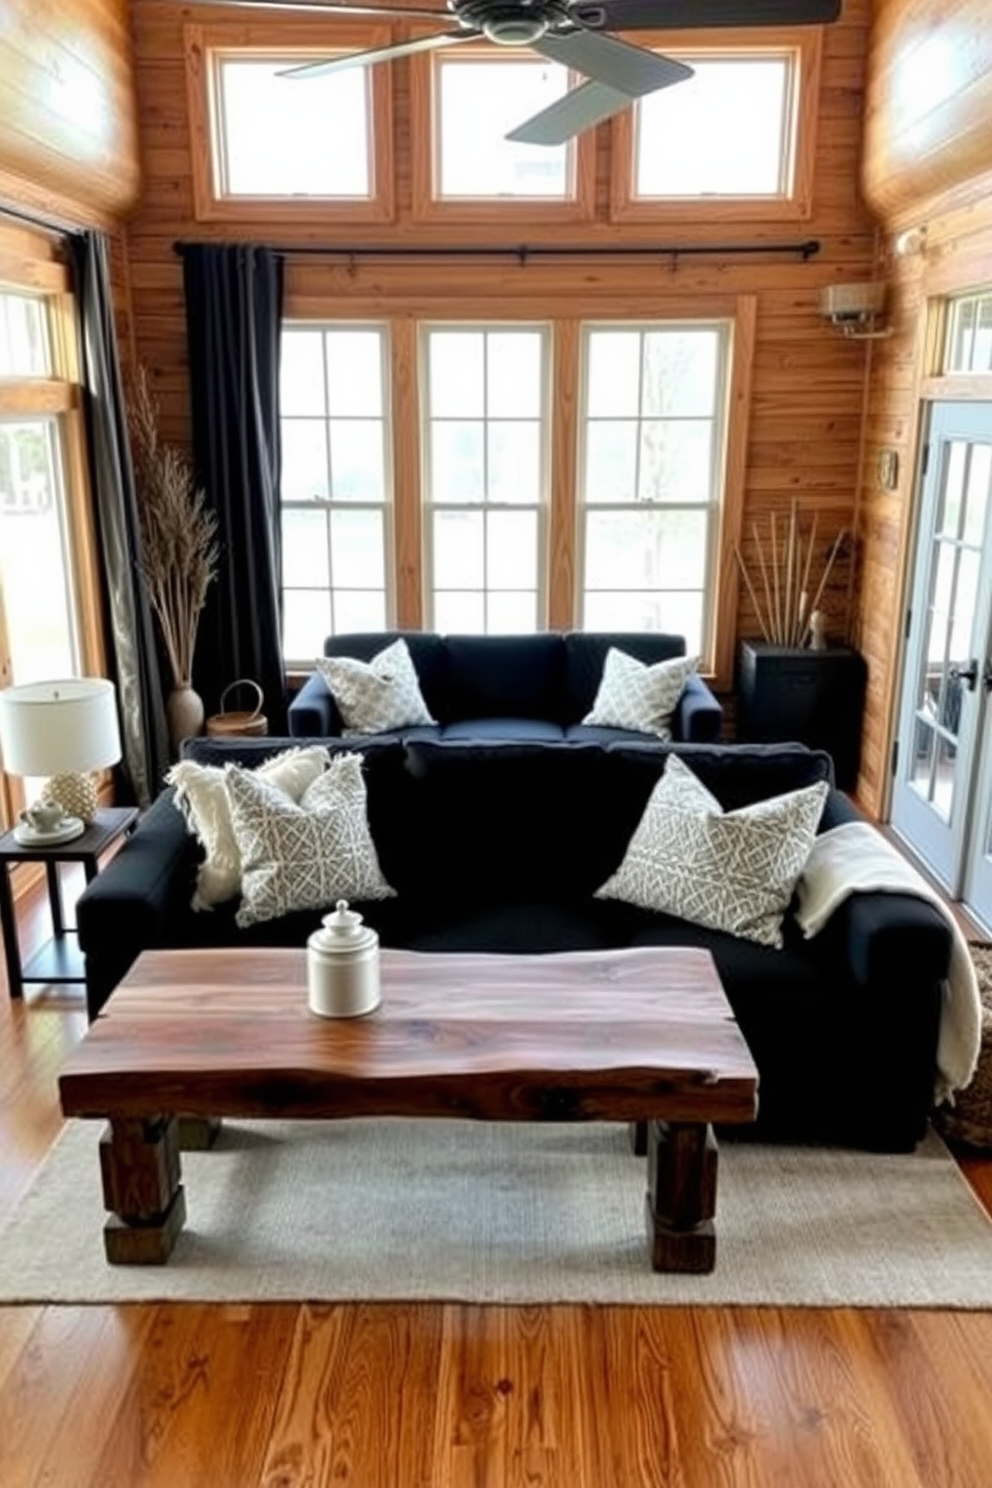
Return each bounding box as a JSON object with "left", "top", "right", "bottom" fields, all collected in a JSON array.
[{"left": 59, "top": 946, "right": 759, "bottom": 1128}]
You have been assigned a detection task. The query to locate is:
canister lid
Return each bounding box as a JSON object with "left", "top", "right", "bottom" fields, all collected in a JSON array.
[{"left": 309, "top": 899, "right": 378, "bottom": 956}]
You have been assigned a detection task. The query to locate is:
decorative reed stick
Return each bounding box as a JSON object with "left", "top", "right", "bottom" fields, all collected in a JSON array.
[{"left": 736, "top": 511, "right": 845, "bottom": 646}]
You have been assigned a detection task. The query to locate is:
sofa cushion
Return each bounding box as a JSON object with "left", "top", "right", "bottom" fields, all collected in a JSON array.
[
  {"left": 316, "top": 637, "right": 435, "bottom": 734},
  {"left": 166, "top": 744, "right": 331, "bottom": 909},
  {"left": 598, "top": 753, "right": 828, "bottom": 947},
  {"left": 563, "top": 631, "right": 686, "bottom": 721},
  {"left": 582, "top": 647, "right": 698, "bottom": 739},
  {"left": 323, "top": 631, "right": 450, "bottom": 722},
  {"left": 226, "top": 753, "right": 395, "bottom": 928},
  {"left": 440, "top": 717, "right": 566, "bottom": 742},
  {"left": 442, "top": 633, "right": 568, "bottom": 724},
  {"left": 402, "top": 740, "right": 616, "bottom": 902}
]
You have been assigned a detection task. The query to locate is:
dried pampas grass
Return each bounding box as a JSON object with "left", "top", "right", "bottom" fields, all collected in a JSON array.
[{"left": 127, "top": 367, "right": 218, "bottom": 688}]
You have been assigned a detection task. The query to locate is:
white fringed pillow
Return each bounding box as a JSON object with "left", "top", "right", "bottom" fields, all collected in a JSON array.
[
  {"left": 226, "top": 752, "right": 395, "bottom": 929},
  {"left": 316, "top": 638, "right": 435, "bottom": 734},
  {"left": 597, "top": 754, "right": 828, "bottom": 947},
  {"left": 167, "top": 745, "right": 330, "bottom": 910},
  {"left": 583, "top": 648, "right": 698, "bottom": 740}
]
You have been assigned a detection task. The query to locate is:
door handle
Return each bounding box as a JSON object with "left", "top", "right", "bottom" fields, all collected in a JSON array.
[
  {"left": 984, "top": 659, "right": 992, "bottom": 694},
  {"left": 949, "top": 659, "right": 979, "bottom": 690}
]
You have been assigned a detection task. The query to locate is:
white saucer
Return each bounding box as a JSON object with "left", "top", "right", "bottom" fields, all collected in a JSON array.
[{"left": 13, "top": 817, "right": 86, "bottom": 847}]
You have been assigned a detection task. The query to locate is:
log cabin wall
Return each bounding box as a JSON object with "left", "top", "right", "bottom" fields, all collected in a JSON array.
[
  {"left": 0, "top": 0, "right": 141, "bottom": 228},
  {"left": 856, "top": 0, "right": 992, "bottom": 817},
  {"left": 125, "top": 0, "right": 879, "bottom": 693}
]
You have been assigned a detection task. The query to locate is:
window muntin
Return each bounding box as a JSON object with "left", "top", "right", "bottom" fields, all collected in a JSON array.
[
  {"left": 211, "top": 55, "right": 372, "bottom": 198},
  {"left": 279, "top": 325, "right": 392, "bottom": 663},
  {"left": 578, "top": 324, "right": 729, "bottom": 656},
  {"left": 424, "top": 326, "right": 548, "bottom": 633},
  {"left": 634, "top": 53, "right": 795, "bottom": 198},
  {"left": 946, "top": 293, "right": 992, "bottom": 374},
  {"left": 434, "top": 56, "right": 574, "bottom": 199}
]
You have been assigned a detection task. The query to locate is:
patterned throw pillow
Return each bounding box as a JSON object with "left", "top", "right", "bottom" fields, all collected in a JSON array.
[
  {"left": 316, "top": 638, "right": 435, "bottom": 735},
  {"left": 226, "top": 753, "right": 395, "bottom": 929},
  {"left": 167, "top": 745, "right": 331, "bottom": 910},
  {"left": 582, "top": 648, "right": 698, "bottom": 740},
  {"left": 597, "top": 753, "right": 828, "bottom": 947}
]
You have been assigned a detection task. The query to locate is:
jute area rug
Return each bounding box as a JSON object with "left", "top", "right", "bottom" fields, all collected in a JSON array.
[{"left": 3, "top": 1119, "right": 992, "bottom": 1307}]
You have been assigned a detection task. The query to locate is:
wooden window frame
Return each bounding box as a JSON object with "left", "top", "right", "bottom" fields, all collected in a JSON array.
[
  {"left": 409, "top": 45, "right": 596, "bottom": 225},
  {"left": 282, "top": 285, "right": 756, "bottom": 687},
  {"left": 280, "top": 320, "right": 397, "bottom": 667},
  {"left": 0, "top": 244, "right": 108, "bottom": 828},
  {"left": 184, "top": 22, "right": 396, "bottom": 225},
  {"left": 609, "top": 29, "right": 822, "bottom": 226},
  {"left": 420, "top": 321, "right": 552, "bottom": 633}
]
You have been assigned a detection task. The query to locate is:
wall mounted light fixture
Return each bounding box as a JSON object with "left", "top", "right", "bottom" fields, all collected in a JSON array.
[
  {"left": 818, "top": 282, "right": 892, "bottom": 340},
  {"left": 893, "top": 226, "right": 928, "bottom": 258}
]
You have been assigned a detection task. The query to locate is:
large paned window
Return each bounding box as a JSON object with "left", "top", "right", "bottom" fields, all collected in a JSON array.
[
  {"left": 578, "top": 323, "right": 730, "bottom": 655},
  {"left": 0, "top": 255, "right": 104, "bottom": 831},
  {"left": 279, "top": 325, "right": 392, "bottom": 665},
  {"left": 423, "top": 326, "right": 548, "bottom": 633},
  {"left": 434, "top": 57, "right": 572, "bottom": 199},
  {"left": 0, "top": 292, "right": 79, "bottom": 688}
]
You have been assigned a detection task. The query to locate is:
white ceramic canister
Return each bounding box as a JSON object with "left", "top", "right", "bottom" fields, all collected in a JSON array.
[{"left": 307, "top": 899, "right": 381, "bottom": 1018}]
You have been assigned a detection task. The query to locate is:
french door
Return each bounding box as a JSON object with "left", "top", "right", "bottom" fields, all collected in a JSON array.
[{"left": 891, "top": 401, "right": 992, "bottom": 928}]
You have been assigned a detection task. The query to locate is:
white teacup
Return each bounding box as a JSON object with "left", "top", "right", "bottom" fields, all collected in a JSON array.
[{"left": 20, "top": 801, "right": 67, "bottom": 834}]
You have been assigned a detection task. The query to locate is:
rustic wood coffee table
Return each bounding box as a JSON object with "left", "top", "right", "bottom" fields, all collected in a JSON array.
[{"left": 59, "top": 945, "right": 759, "bottom": 1271}]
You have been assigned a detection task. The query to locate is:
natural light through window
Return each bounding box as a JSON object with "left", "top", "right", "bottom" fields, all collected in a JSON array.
[
  {"left": 0, "top": 293, "right": 49, "bottom": 376},
  {"left": 946, "top": 293, "right": 992, "bottom": 374},
  {"left": 424, "top": 326, "right": 548, "bottom": 632},
  {"left": 635, "top": 55, "right": 793, "bottom": 197},
  {"left": 435, "top": 58, "right": 571, "bottom": 198},
  {"left": 279, "top": 325, "right": 391, "bottom": 662},
  {"left": 213, "top": 57, "right": 371, "bottom": 197},
  {"left": 580, "top": 324, "right": 728, "bottom": 653}
]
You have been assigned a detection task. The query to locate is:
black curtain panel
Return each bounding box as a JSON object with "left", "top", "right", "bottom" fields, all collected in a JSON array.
[
  {"left": 181, "top": 244, "right": 287, "bottom": 731},
  {"left": 69, "top": 232, "right": 170, "bottom": 808}
]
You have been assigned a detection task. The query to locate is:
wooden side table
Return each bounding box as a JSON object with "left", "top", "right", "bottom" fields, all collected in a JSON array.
[{"left": 0, "top": 806, "right": 139, "bottom": 999}]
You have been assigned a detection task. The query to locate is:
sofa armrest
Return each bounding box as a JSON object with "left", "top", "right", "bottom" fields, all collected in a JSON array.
[
  {"left": 76, "top": 790, "right": 199, "bottom": 1019},
  {"left": 675, "top": 673, "right": 723, "bottom": 742},
  {"left": 799, "top": 886, "right": 949, "bottom": 1146},
  {"left": 288, "top": 670, "right": 343, "bottom": 737}
]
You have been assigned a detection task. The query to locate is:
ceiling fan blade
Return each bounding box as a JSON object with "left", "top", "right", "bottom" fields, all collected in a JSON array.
[
  {"left": 534, "top": 32, "right": 692, "bottom": 97},
  {"left": 280, "top": 30, "right": 469, "bottom": 78},
  {"left": 182, "top": 0, "right": 447, "bottom": 18},
  {"left": 575, "top": 0, "right": 841, "bottom": 30},
  {"left": 506, "top": 79, "right": 640, "bottom": 146}
]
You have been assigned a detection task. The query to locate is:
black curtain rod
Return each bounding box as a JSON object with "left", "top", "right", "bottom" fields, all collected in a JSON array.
[{"left": 173, "top": 238, "right": 821, "bottom": 263}]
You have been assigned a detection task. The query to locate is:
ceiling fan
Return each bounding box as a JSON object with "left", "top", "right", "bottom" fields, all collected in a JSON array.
[{"left": 195, "top": 0, "right": 842, "bottom": 145}]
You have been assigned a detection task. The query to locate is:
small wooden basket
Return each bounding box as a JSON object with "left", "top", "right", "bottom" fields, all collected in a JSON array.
[{"left": 206, "top": 679, "right": 268, "bottom": 738}]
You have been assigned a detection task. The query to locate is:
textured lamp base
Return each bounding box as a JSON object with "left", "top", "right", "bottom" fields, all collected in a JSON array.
[{"left": 42, "top": 771, "right": 99, "bottom": 824}]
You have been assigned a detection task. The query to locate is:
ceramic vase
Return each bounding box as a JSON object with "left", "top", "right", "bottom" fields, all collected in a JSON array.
[{"left": 166, "top": 682, "right": 205, "bottom": 751}]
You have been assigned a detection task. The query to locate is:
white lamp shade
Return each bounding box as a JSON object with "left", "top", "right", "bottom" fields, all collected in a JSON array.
[{"left": 0, "top": 678, "right": 122, "bottom": 777}]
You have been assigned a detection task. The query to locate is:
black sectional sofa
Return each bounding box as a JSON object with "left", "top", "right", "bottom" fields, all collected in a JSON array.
[
  {"left": 288, "top": 630, "right": 723, "bottom": 743},
  {"left": 76, "top": 735, "right": 951, "bottom": 1152}
]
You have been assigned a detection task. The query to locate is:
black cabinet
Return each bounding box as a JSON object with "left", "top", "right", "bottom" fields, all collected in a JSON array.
[{"left": 736, "top": 642, "right": 867, "bottom": 790}]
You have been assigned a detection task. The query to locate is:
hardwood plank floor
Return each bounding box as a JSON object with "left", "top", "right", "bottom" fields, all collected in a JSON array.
[{"left": 2, "top": 865, "right": 992, "bottom": 1487}]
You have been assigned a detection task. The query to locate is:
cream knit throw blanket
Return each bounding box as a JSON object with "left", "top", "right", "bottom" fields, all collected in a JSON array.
[{"left": 795, "top": 822, "right": 982, "bottom": 1105}]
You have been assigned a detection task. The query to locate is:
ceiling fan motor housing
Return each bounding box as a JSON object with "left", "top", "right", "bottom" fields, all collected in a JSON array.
[{"left": 452, "top": 0, "right": 575, "bottom": 44}]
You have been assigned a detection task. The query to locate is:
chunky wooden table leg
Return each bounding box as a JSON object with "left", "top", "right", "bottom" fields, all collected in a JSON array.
[
  {"left": 645, "top": 1119, "right": 718, "bottom": 1273},
  {"left": 99, "top": 1116, "right": 186, "bottom": 1264}
]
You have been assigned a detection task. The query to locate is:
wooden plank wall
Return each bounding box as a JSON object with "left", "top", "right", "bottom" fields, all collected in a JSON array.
[
  {"left": 855, "top": 0, "right": 992, "bottom": 817},
  {"left": 0, "top": 0, "right": 141, "bottom": 227},
  {"left": 124, "top": 0, "right": 879, "bottom": 686}
]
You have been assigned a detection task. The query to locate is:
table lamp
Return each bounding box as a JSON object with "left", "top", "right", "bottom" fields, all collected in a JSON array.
[{"left": 0, "top": 678, "right": 122, "bottom": 845}]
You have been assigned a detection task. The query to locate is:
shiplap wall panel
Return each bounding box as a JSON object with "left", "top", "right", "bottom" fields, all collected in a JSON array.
[
  {"left": 123, "top": 0, "right": 878, "bottom": 684},
  {"left": 0, "top": 0, "right": 140, "bottom": 224}
]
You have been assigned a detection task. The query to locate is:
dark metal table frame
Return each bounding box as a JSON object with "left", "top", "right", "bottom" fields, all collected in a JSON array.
[{"left": 0, "top": 805, "right": 139, "bottom": 998}]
